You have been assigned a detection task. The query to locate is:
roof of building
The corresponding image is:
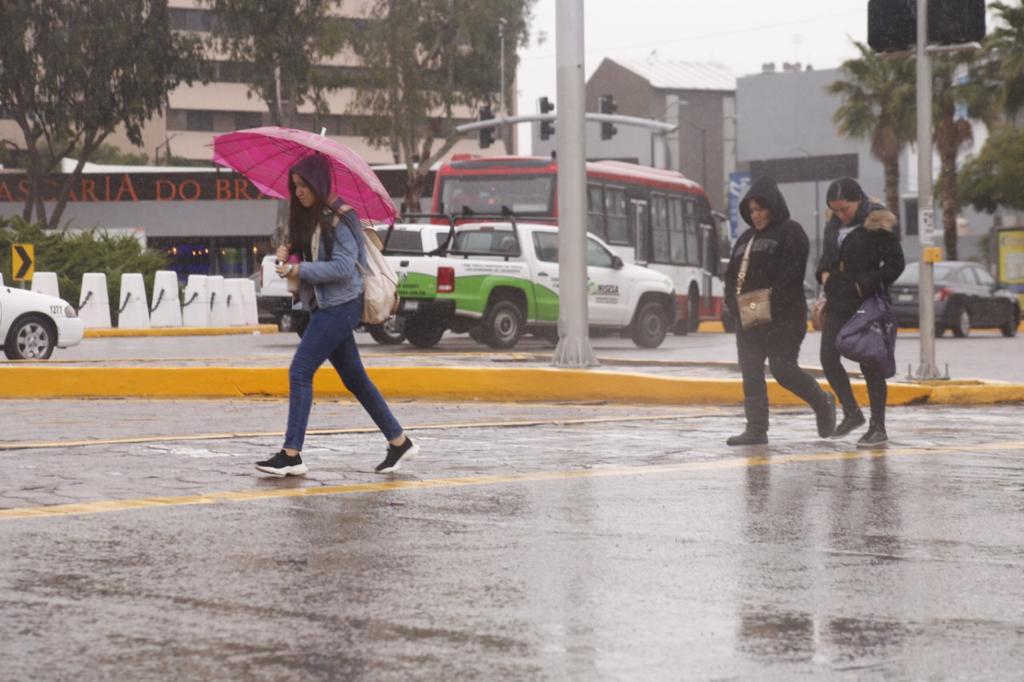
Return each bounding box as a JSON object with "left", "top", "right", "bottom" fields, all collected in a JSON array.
[{"left": 607, "top": 58, "right": 736, "bottom": 92}]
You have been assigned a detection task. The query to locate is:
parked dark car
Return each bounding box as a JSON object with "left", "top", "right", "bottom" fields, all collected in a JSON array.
[{"left": 890, "top": 261, "right": 1020, "bottom": 337}]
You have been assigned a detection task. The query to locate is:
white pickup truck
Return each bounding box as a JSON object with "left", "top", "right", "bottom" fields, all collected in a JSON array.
[{"left": 388, "top": 221, "right": 677, "bottom": 349}]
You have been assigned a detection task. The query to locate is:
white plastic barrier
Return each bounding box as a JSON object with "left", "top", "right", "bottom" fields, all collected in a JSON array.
[
  {"left": 181, "top": 275, "right": 210, "bottom": 327},
  {"left": 30, "top": 272, "right": 60, "bottom": 298},
  {"left": 79, "top": 272, "right": 112, "bottom": 328},
  {"left": 224, "top": 278, "right": 246, "bottom": 327},
  {"left": 117, "top": 273, "right": 151, "bottom": 329},
  {"left": 149, "top": 270, "right": 183, "bottom": 328},
  {"left": 241, "top": 279, "right": 259, "bottom": 326},
  {"left": 206, "top": 275, "right": 229, "bottom": 327}
]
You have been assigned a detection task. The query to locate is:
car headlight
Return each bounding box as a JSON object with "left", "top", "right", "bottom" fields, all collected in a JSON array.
[{"left": 64, "top": 305, "right": 78, "bottom": 318}]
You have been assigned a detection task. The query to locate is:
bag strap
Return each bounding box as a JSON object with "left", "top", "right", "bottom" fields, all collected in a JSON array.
[{"left": 736, "top": 235, "right": 755, "bottom": 296}]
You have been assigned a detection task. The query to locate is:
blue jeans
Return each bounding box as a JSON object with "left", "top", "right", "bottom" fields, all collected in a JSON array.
[{"left": 284, "top": 297, "right": 403, "bottom": 450}]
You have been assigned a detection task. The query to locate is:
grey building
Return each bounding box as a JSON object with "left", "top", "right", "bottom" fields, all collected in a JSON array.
[
  {"left": 532, "top": 58, "right": 736, "bottom": 213},
  {"left": 735, "top": 63, "right": 996, "bottom": 283}
]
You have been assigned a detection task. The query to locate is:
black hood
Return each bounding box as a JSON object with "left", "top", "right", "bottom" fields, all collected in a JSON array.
[{"left": 739, "top": 176, "right": 791, "bottom": 228}]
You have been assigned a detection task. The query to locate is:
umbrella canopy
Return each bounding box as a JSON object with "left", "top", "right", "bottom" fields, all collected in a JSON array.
[{"left": 211, "top": 126, "right": 397, "bottom": 224}]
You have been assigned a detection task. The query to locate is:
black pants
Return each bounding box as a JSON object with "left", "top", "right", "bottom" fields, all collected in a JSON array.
[
  {"left": 736, "top": 320, "right": 827, "bottom": 434},
  {"left": 820, "top": 310, "right": 887, "bottom": 425}
]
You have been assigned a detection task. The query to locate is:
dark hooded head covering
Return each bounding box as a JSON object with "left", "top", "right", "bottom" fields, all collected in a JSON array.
[
  {"left": 739, "top": 176, "right": 791, "bottom": 229},
  {"left": 289, "top": 153, "right": 333, "bottom": 205}
]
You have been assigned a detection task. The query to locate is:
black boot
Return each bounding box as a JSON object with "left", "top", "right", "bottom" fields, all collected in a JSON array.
[
  {"left": 831, "top": 409, "right": 866, "bottom": 439},
  {"left": 857, "top": 420, "right": 888, "bottom": 448},
  {"left": 815, "top": 393, "right": 837, "bottom": 438},
  {"left": 727, "top": 429, "right": 768, "bottom": 446}
]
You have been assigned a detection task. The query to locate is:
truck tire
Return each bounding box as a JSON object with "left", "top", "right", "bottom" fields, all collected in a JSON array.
[
  {"left": 405, "top": 318, "right": 445, "bottom": 348},
  {"left": 367, "top": 315, "right": 406, "bottom": 345},
  {"left": 481, "top": 300, "right": 524, "bottom": 349},
  {"left": 630, "top": 300, "right": 668, "bottom": 348}
]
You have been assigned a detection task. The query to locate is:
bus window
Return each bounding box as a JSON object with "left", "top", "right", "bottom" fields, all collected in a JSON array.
[
  {"left": 684, "top": 200, "right": 700, "bottom": 266},
  {"left": 440, "top": 175, "right": 554, "bottom": 215},
  {"left": 605, "top": 186, "right": 629, "bottom": 245},
  {"left": 669, "top": 197, "right": 686, "bottom": 264},
  {"left": 587, "top": 184, "right": 606, "bottom": 240},
  {"left": 651, "top": 194, "right": 671, "bottom": 263}
]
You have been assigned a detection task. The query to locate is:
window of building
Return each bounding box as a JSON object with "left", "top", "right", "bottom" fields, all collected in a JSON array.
[
  {"left": 169, "top": 8, "right": 217, "bottom": 32},
  {"left": 235, "top": 112, "right": 262, "bottom": 130},
  {"left": 186, "top": 110, "right": 214, "bottom": 131}
]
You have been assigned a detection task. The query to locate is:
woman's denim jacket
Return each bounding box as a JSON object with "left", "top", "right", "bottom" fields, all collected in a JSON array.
[{"left": 298, "top": 210, "right": 367, "bottom": 309}]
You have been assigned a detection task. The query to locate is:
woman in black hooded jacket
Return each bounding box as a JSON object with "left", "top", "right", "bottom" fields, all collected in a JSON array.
[
  {"left": 816, "top": 177, "right": 905, "bottom": 448},
  {"left": 723, "top": 176, "right": 836, "bottom": 445}
]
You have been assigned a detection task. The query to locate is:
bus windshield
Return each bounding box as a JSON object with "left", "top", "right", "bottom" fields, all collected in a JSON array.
[{"left": 440, "top": 175, "right": 554, "bottom": 216}]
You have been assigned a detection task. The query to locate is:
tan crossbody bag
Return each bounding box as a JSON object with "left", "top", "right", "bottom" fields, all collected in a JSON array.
[{"left": 735, "top": 235, "right": 772, "bottom": 329}]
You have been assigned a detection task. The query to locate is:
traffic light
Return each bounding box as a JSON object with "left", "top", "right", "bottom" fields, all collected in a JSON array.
[
  {"left": 478, "top": 104, "right": 494, "bottom": 148},
  {"left": 538, "top": 96, "right": 555, "bottom": 141},
  {"left": 868, "top": 0, "right": 985, "bottom": 53},
  {"left": 599, "top": 94, "right": 617, "bottom": 140}
]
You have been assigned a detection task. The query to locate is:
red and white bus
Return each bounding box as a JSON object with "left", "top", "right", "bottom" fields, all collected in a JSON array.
[{"left": 431, "top": 155, "right": 730, "bottom": 332}]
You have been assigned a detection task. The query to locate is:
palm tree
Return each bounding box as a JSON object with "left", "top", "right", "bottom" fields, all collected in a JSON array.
[
  {"left": 988, "top": 0, "right": 1024, "bottom": 122},
  {"left": 827, "top": 42, "right": 916, "bottom": 225}
]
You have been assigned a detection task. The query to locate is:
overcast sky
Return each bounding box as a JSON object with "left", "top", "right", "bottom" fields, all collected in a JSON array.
[{"left": 513, "top": 0, "right": 872, "bottom": 151}]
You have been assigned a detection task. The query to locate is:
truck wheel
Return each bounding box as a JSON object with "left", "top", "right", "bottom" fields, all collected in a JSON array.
[
  {"left": 4, "top": 315, "right": 56, "bottom": 360},
  {"left": 367, "top": 316, "right": 406, "bottom": 345},
  {"left": 481, "top": 300, "right": 524, "bottom": 349},
  {"left": 405, "top": 319, "right": 445, "bottom": 348},
  {"left": 630, "top": 300, "right": 668, "bottom": 348}
]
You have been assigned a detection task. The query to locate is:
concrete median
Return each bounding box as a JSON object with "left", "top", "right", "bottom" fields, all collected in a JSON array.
[{"left": 3, "top": 364, "right": 1021, "bottom": 405}]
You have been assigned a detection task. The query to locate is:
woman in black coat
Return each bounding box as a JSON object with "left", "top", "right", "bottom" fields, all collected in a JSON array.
[
  {"left": 723, "top": 176, "right": 836, "bottom": 445},
  {"left": 816, "top": 177, "right": 905, "bottom": 447}
]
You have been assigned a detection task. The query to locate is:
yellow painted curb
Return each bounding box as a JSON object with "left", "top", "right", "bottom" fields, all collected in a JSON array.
[
  {"left": 84, "top": 324, "right": 279, "bottom": 338},
  {"left": 0, "top": 365, "right": 942, "bottom": 405}
]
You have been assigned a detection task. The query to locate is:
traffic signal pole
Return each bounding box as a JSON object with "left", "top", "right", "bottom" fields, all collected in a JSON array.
[
  {"left": 913, "top": 0, "right": 943, "bottom": 380},
  {"left": 552, "top": 0, "right": 597, "bottom": 367}
]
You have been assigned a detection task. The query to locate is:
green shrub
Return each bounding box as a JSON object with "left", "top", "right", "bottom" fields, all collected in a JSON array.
[{"left": 0, "top": 216, "right": 169, "bottom": 324}]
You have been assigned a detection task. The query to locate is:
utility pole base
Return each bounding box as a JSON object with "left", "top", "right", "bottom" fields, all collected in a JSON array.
[
  {"left": 911, "top": 363, "right": 949, "bottom": 381},
  {"left": 552, "top": 335, "right": 599, "bottom": 368}
]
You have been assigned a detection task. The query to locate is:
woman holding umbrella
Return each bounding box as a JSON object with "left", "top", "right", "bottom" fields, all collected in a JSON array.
[{"left": 254, "top": 153, "right": 417, "bottom": 476}]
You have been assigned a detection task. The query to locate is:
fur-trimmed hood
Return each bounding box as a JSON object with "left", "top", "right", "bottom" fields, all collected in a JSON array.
[{"left": 863, "top": 206, "right": 898, "bottom": 233}]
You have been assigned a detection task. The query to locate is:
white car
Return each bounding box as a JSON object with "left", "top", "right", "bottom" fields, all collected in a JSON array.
[{"left": 0, "top": 284, "right": 84, "bottom": 359}]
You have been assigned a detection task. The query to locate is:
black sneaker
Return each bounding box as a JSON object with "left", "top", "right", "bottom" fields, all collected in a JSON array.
[
  {"left": 375, "top": 437, "right": 419, "bottom": 473},
  {"left": 857, "top": 425, "right": 888, "bottom": 449},
  {"left": 256, "top": 450, "right": 308, "bottom": 476},
  {"left": 816, "top": 393, "right": 837, "bottom": 438},
  {"left": 726, "top": 430, "right": 768, "bottom": 446},
  {"left": 830, "top": 410, "right": 866, "bottom": 439}
]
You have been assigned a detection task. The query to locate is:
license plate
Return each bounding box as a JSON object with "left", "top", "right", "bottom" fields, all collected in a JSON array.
[
  {"left": 402, "top": 300, "right": 419, "bottom": 312},
  {"left": 897, "top": 294, "right": 913, "bottom": 302}
]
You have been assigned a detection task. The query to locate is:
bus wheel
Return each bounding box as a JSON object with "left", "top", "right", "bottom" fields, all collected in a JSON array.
[
  {"left": 630, "top": 300, "right": 668, "bottom": 348},
  {"left": 482, "top": 300, "right": 524, "bottom": 349},
  {"left": 405, "top": 319, "right": 445, "bottom": 348}
]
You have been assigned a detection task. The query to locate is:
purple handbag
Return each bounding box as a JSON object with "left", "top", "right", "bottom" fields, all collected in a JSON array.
[{"left": 836, "top": 294, "right": 897, "bottom": 378}]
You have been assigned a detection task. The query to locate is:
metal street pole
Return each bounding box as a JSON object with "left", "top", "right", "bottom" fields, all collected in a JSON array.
[
  {"left": 913, "top": 0, "right": 942, "bottom": 380},
  {"left": 552, "top": 0, "right": 597, "bottom": 367}
]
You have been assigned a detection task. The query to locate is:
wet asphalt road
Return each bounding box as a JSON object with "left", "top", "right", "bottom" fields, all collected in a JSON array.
[{"left": 2, "top": 398, "right": 1023, "bottom": 680}]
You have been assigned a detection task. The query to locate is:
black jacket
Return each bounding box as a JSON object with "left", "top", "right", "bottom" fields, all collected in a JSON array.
[
  {"left": 724, "top": 177, "right": 810, "bottom": 328},
  {"left": 815, "top": 195, "right": 905, "bottom": 319}
]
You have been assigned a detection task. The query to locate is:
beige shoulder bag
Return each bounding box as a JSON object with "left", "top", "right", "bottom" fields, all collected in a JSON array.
[{"left": 736, "top": 235, "right": 772, "bottom": 329}]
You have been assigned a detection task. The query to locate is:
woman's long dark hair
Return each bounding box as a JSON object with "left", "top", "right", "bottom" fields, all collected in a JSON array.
[{"left": 287, "top": 173, "right": 335, "bottom": 261}]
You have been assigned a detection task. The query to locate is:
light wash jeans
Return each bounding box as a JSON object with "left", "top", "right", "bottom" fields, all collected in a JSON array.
[{"left": 284, "top": 297, "right": 402, "bottom": 451}]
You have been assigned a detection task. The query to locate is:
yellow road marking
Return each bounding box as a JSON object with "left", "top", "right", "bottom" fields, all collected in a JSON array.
[
  {"left": 2, "top": 440, "right": 1020, "bottom": 521},
  {"left": 0, "top": 411, "right": 722, "bottom": 451}
]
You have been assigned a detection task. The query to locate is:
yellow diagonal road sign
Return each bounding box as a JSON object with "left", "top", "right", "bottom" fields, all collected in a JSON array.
[{"left": 12, "top": 243, "right": 34, "bottom": 281}]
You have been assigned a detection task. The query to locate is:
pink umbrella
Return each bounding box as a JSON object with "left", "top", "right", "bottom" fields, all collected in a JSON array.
[{"left": 211, "top": 126, "right": 397, "bottom": 224}]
